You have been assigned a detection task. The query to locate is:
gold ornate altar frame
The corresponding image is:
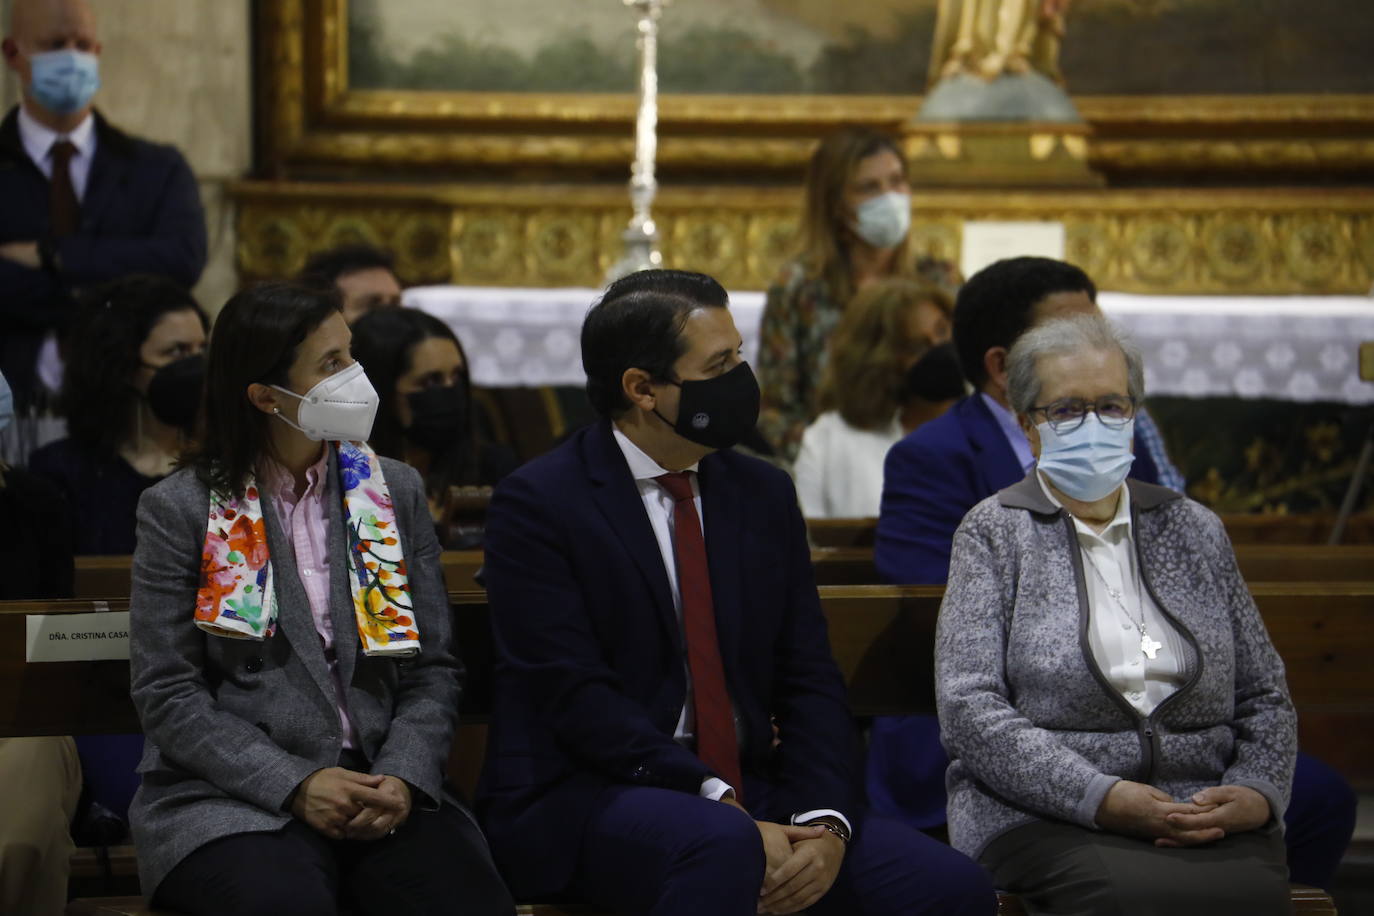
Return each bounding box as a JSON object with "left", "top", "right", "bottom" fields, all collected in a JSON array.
[
  {"left": 258, "top": 0, "right": 1374, "bottom": 178},
  {"left": 241, "top": 0, "right": 1374, "bottom": 292}
]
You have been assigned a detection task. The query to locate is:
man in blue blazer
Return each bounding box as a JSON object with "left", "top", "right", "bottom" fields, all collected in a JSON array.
[
  {"left": 1, "top": 0, "right": 206, "bottom": 409},
  {"left": 875, "top": 257, "right": 1166, "bottom": 588},
  {"left": 479, "top": 270, "right": 994, "bottom": 915}
]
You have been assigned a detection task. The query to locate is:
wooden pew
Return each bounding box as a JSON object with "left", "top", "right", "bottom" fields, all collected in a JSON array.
[
  {"left": 808, "top": 544, "right": 1374, "bottom": 588},
  {"left": 1235, "top": 545, "right": 1374, "bottom": 582},
  {"left": 808, "top": 514, "right": 1374, "bottom": 549},
  {"left": 73, "top": 541, "right": 1374, "bottom": 602},
  {"left": 74, "top": 551, "right": 488, "bottom": 601},
  {"left": 807, "top": 517, "right": 878, "bottom": 548},
  {"left": 22, "top": 583, "right": 1374, "bottom": 779},
  {"left": 5, "top": 586, "right": 1352, "bottom": 915},
  {"left": 809, "top": 546, "right": 879, "bottom": 586},
  {"left": 1225, "top": 513, "right": 1374, "bottom": 546}
]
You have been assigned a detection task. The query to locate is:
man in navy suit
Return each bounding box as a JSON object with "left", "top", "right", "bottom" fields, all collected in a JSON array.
[
  {"left": 479, "top": 270, "right": 994, "bottom": 915},
  {"left": 0, "top": 0, "right": 206, "bottom": 411}
]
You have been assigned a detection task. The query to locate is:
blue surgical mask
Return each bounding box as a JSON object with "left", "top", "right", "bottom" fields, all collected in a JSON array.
[
  {"left": 1035, "top": 415, "right": 1135, "bottom": 502},
  {"left": 28, "top": 49, "right": 101, "bottom": 116},
  {"left": 851, "top": 191, "right": 911, "bottom": 249},
  {"left": 0, "top": 371, "right": 13, "bottom": 433}
]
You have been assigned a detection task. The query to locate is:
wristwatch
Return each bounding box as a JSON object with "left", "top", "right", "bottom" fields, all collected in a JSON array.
[{"left": 796, "top": 814, "right": 851, "bottom": 845}]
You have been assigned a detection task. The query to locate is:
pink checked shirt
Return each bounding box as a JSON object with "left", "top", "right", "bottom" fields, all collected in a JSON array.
[{"left": 262, "top": 450, "right": 360, "bottom": 749}]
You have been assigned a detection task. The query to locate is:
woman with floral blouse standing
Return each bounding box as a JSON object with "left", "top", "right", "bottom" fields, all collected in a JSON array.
[{"left": 755, "top": 127, "right": 960, "bottom": 465}]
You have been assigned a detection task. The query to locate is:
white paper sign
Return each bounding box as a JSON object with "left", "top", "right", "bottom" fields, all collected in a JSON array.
[
  {"left": 961, "top": 221, "right": 1066, "bottom": 279},
  {"left": 25, "top": 612, "right": 131, "bottom": 662}
]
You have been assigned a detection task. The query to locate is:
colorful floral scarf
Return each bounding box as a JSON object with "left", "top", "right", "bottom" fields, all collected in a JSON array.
[{"left": 194, "top": 441, "right": 420, "bottom": 657}]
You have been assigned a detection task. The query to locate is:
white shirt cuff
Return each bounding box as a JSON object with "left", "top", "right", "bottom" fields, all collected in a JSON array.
[
  {"left": 791, "top": 808, "right": 852, "bottom": 834},
  {"left": 700, "top": 777, "right": 735, "bottom": 801}
]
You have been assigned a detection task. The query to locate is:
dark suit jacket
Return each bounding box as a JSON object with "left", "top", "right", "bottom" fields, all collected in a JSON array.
[
  {"left": 477, "top": 421, "right": 857, "bottom": 898},
  {"left": 0, "top": 463, "right": 74, "bottom": 599},
  {"left": 0, "top": 106, "right": 206, "bottom": 403},
  {"left": 875, "top": 394, "right": 1161, "bottom": 585},
  {"left": 128, "top": 452, "right": 462, "bottom": 896}
]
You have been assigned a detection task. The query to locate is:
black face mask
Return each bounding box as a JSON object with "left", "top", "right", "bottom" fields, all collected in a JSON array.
[
  {"left": 405, "top": 381, "right": 469, "bottom": 454},
  {"left": 653, "top": 362, "right": 761, "bottom": 450},
  {"left": 902, "top": 342, "right": 965, "bottom": 402},
  {"left": 146, "top": 354, "right": 205, "bottom": 431}
]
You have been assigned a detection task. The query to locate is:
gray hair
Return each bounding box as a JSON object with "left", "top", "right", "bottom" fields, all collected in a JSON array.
[{"left": 1006, "top": 313, "right": 1145, "bottom": 417}]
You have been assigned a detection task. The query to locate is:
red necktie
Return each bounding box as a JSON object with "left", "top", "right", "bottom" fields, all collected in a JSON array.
[
  {"left": 655, "top": 471, "right": 743, "bottom": 797},
  {"left": 49, "top": 140, "right": 80, "bottom": 238}
]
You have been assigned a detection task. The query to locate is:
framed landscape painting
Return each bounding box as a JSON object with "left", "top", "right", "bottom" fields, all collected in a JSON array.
[
  {"left": 347, "top": 0, "right": 1373, "bottom": 97},
  {"left": 256, "top": 0, "right": 1374, "bottom": 177}
]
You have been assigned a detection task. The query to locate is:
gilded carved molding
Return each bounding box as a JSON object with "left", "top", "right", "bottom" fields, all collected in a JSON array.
[
  {"left": 254, "top": 1, "right": 1374, "bottom": 178},
  {"left": 232, "top": 182, "right": 1374, "bottom": 295}
]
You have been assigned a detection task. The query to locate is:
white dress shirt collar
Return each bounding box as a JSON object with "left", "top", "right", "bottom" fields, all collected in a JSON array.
[
  {"left": 611, "top": 423, "right": 699, "bottom": 480},
  {"left": 17, "top": 105, "right": 97, "bottom": 198},
  {"left": 981, "top": 391, "right": 1036, "bottom": 474}
]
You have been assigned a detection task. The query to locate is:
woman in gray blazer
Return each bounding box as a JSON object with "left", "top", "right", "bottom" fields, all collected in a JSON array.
[
  {"left": 128, "top": 283, "right": 513, "bottom": 915},
  {"left": 936, "top": 314, "right": 1296, "bottom": 915}
]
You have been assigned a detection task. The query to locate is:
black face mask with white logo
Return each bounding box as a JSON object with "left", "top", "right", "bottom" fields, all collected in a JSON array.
[
  {"left": 653, "top": 362, "right": 761, "bottom": 450},
  {"left": 145, "top": 354, "right": 205, "bottom": 431},
  {"left": 902, "top": 341, "right": 966, "bottom": 402}
]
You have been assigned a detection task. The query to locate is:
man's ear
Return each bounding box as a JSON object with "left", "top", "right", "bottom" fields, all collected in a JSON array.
[
  {"left": 983, "top": 346, "right": 1009, "bottom": 393},
  {"left": 2, "top": 38, "right": 20, "bottom": 69},
  {"left": 1020, "top": 412, "right": 1042, "bottom": 458},
  {"left": 621, "top": 367, "right": 656, "bottom": 414},
  {"left": 246, "top": 382, "right": 281, "bottom": 417}
]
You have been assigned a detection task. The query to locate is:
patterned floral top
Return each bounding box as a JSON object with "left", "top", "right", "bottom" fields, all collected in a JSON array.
[{"left": 756, "top": 256, "right": 962, "bottom": 465}]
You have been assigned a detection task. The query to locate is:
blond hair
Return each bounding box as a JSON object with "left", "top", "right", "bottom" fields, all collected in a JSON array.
[
  {"left": 796, "top": 128, "right": 914, "bottom": 305},
  {"left": 820, "top": 279, "right": 954, "bottom": 431}
]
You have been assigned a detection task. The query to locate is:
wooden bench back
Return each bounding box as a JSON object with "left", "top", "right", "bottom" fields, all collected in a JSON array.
[
  {"left": 807, "top": 545, "right": 1374, "bottom": 587},
  {"left": 807, "top": 514, "right": 1374, "bottom": 548},
  {"left": 73, "top": 541, "right": 1374, "bottom": 601},
  {"left": 7, "top": 583, "right": 1373, "bottom": 761},
  {"left": 72, "top": 551, "right": 489, "bottom": 602}
]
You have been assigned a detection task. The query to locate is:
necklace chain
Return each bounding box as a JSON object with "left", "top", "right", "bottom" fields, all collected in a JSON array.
[{"left": 1080, "top": 547, "right": 1164, "bottom": 660}]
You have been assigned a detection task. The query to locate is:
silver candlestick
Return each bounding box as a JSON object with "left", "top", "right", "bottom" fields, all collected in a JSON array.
[{"left": 607, "top": 0, "right": 668, "bottom": 281}]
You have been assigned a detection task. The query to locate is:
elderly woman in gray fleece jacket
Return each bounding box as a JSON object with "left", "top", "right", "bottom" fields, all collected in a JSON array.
[{"left": 936, "top": 313, "right": 1297, "bottom": 916}]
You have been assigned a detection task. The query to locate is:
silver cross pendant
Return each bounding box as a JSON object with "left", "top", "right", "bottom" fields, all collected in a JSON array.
[{"left": 1140, "top": 633, "right": 1163, "bottom": 660}]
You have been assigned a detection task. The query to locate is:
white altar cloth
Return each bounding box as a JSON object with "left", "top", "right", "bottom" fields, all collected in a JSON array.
[{"left": 405, "top": 286, "right": 1374, "bottom": 404}]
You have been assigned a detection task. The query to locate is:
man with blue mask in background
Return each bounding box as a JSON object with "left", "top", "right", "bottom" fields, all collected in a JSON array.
[{"left": 0, "top": 0, "right": 206, "bottom": 420}]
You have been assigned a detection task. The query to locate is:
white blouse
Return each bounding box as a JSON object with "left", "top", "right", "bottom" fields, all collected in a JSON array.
[
  {"left": 1037, "top": 472, "right": 1191, "bottom": 715},
  {"left": 793, "top": 411, "right": 904, "bottom": 519}
]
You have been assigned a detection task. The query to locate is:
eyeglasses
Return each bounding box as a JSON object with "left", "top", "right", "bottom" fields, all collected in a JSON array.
[{"left": 1029, "top": 395, "right": 1137, "bottom": 433}]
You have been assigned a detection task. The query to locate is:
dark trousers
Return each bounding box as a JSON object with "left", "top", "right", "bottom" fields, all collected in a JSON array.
[
  {"left": 868, "top": 716, "right": 1355, "bottom": 889},
  {"left": 980, "top": 820, "right": 1292, "bottom": 916},
  {"left": 153, "top": 803, "right": 515, "bottom": 916},
  {"left": 568, "top": 783, "right": 997, "bottom": 916}
]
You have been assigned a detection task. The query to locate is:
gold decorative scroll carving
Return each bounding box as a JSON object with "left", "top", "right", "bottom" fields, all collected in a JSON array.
[{"left": 232, "top": 181, "right": 1374, "bottom": 295}]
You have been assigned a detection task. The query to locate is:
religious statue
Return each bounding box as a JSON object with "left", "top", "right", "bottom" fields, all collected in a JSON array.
[{"left": 929, "top": 0, "right": 1071, "bottom": 88}]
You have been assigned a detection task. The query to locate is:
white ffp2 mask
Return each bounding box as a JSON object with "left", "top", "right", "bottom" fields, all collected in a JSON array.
[
  {"left": 272, "top": 361, "right": 379, "bottom": 442},
  {"left": 852, "top": 191, "right": 911, "bottom": 249}
]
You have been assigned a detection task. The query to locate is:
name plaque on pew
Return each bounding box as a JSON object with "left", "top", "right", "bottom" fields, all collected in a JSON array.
[{"left": 25, "top": 611, "right": 131, "bottom": 662}]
